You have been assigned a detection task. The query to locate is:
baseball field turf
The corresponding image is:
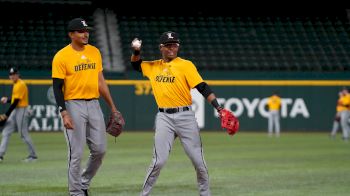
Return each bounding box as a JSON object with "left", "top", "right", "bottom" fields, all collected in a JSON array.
[{"left": 0, "top": 131, "right": 349, "bottom": 196}]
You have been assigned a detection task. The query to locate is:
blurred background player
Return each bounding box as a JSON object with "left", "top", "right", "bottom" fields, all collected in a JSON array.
[
  {"left": 330, "top": 91, "right": 344, "bottom": 138},
  {"left": 0, "top": 67, "right": 38, "bottom": 162},
  {"left": 267, "top": 91, "right": 281, "bottom": 137},
  {"left": 330, "top": 88, "right": 350, "bottom": 141}
]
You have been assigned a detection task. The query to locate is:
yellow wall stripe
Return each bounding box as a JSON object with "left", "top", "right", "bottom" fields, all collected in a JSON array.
[{"left": 0, "top": 79, "right": 350, "bottom": 86}]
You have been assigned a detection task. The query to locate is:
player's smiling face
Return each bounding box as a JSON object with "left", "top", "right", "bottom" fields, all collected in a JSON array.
[
  {"left": 160, "top": 43, "right": 179, "bottom": 62},
  {"left": 69, "top": 29, "right": 89, "bottom": 45}
]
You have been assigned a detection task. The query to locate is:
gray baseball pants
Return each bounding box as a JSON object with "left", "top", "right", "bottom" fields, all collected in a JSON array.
[
  {"left": 141, "top": 108, "right": 210, "bottom": 196},
  {"left": 268, "top": 110, "right": 280, "bottom": 136},
  {"left": 340, "top": 110, "right": 350, "bottom": 139},
  {"left": 64, "top": 100, "right": 106, "bottom": 196},
  {"left": 0, "top": 107, "right": 36, "bottom": 158},
  {"left": 331, "top": 112, "right": 340, "bottom": 136}
]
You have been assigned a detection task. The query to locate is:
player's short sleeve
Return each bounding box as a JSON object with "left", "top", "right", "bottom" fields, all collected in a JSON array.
[
  {"left": 96, "top": 47, "right": 103, "bottom": 72},
  {"left": 12, "top": 82, "right": 25, "bottom": 100},
  {"left": 141, "top": 61, "right": 154, "bottom": 78},
  {"left": 185, "top": 61, "right": 203, "bottom": 88},
  {"left": 52, "top": 53, "right": 66, "bottom": 79}
]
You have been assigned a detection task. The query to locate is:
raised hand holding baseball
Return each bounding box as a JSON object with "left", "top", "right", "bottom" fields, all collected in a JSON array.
[{"left": 131, "top": 38, "right": 142, "bottom": 50}]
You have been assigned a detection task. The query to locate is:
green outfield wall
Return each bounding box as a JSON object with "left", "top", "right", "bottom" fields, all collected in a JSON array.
[{"left": 1, "top": 79, "right": 350, "bottom": 132}]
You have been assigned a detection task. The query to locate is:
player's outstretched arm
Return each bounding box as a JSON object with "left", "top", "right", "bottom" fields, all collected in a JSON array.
[
  {"left": 98, "top": 72, "right": 125, "bottom": 137},
  {"left": 195, "top": 82, "right": 239, "bottom": 135},
  {"left": 195, "top": 82, "right": 222, "bottom": 111}
]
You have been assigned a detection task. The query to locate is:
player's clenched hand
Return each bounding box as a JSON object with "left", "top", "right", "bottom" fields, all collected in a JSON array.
[
  {"left": 131, "top": 38, "right": 142, "bottom": 51},
  {"left": 61, "top": 111, "right": 74, "bottom": 130}
]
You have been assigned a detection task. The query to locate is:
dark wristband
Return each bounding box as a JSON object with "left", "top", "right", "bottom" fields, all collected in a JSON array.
[
  {"left": 211, "top": 99, "right": 223, "bottom": 110},
  {"left": 133, "top": 50, "right": 140, "bottom": 55}
]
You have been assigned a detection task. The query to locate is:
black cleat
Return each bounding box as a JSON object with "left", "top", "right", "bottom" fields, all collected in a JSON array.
[{"left": 82, "top": 189, "right": 89, "bottom": 196}]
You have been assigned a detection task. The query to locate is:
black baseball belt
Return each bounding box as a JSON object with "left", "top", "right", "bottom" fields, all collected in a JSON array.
[{"left": 158, "top": 106, "right": 190, "bottom": 114}]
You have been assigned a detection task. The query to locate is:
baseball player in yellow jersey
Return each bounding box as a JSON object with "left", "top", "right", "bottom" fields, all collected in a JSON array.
[
  {"left": 131, "top": 31, "right": 225, "bottom": 196},
  {"left": 330, "top": 91, "right": 344, "bottom": 138},
  {"left": 331, "top": 88, "right": 350, "bottom": 141},
  {"left": 52, "top": 18, "right": 123, "bottom": 196},
  {"left": 0, "top": 67, "right": 37, "bottom": 162},
  {"left": 267, "top": 92, "right": 281, "bottom": 137}
]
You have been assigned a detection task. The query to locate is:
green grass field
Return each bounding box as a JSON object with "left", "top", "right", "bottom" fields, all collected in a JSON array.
[{"left": 0, "top": 131, "right": 349, "bottom": 196}]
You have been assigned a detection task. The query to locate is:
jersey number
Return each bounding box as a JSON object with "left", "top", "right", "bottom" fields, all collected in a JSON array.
[{"left": 135, "top": 83, "right": 153, "bottom": 96}]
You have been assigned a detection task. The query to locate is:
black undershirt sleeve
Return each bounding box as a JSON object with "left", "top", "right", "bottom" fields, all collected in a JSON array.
[
  {"left": 52, "top": 78, "right": 66, "bottom": 112},
  {"left": 195, "top": 82, "right": 223, "bottom": 110},
  {"left": 5, "top": 99, "right": 19, "bottom": 117},
  {"left": 195, "top": 82, "right": 213, "bottom": 98},
  {"left": 131, "top": 59, "right": 142, "bottom": 72}
]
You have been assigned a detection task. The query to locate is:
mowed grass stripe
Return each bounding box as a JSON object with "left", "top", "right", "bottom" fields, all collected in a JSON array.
[{"left": 0, "top": 132, "right": 349, "bottom": 196}]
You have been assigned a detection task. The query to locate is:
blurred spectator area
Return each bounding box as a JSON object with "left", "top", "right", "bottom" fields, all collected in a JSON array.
[
  {"left": 0, "top": 1, "right": 95, "bottom": 72},
  {"left": 117, "top": 15, "right": 350, "bottom": 72},
  {"left": 0, "top": 2, "right": 349, "bottom": 76}
]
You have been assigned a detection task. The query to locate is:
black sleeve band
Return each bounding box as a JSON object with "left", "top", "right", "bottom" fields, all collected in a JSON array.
[
  {"left": 53, "top": 78, "right": 66, "bottom": 112},
  {"left": 6, "top": 97, "right": 11, "bottom": 103},
  {"left": 131, "top": 59, "right": 142, "bottom": 72},
  {"left": 133, "top": 50, "right": 140, "bottom": 56},
  {"left": 5, "top": 99, "right": 19, "bottom": 116},
  {"left": 195, "top": 82, "right": 213, "bottom": 99}
]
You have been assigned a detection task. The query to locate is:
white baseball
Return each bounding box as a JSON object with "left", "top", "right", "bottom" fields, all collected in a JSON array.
[
  {"left": 0, "top": 97, "right": 7, "bottom": 104},
  {"left": 131, "top": 38, "right": 142, "bottom": 48}
]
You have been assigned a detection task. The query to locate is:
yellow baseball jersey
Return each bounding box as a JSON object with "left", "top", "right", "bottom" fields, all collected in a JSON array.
[
  {"left": 141, "top": 57, "right": 203, "bottom": 107},
  {"left": 12, "top": 79, "right": 29, "bottom": 107},
  {"left": 52, "top": 44, "right": 103, "bottom": 100},
  {"left": 336, "top": 96, "right": 346, "bottom": 112},
  {"left": 338, "top": 93, "right": 350, "bottom": 111},
  {"left": 267, "top": 95, "right": 281, "bottom": 111}
]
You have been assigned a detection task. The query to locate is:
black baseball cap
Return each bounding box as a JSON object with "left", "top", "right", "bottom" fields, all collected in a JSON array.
[
  {"left": 9, "top": 67, "right": 18, "bottom": 75},
  {"left": 159, "top": 31, "right": 180, "bottom": 45},
  {"left": 67, "top": 18, "right": 93, "bottom": 32}
]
